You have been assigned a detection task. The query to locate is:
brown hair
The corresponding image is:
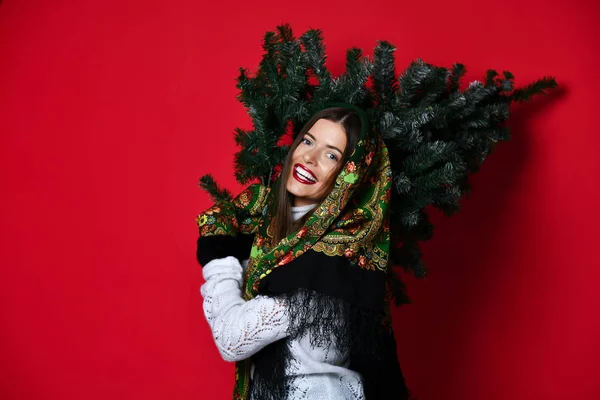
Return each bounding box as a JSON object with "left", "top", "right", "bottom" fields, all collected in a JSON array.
[{"left": 272, "top": 107, "right": 362, "bottom": 243}]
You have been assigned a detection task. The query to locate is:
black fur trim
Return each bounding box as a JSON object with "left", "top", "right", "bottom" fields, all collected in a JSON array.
[{"left": 196, "top": 234, "right": 255, "bottom": 267}]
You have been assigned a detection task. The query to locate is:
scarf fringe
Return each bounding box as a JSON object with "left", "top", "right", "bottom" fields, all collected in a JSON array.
[{"left": 250, "top": 288, "right": 412, "bottom": 400}]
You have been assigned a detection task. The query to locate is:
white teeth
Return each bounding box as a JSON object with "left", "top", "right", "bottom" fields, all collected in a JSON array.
[{"left": 295, "top": 166, "right": 316, "bottom": 182}]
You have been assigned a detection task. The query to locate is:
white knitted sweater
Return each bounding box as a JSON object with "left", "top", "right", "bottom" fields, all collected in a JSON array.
[{"left": 200, "top": 205, "right": 365, "bottom": 399}]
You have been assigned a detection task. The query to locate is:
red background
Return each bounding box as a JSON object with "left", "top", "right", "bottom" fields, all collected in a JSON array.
[{"left": 1, "top": 0, "right": 598, "bottom": 399}]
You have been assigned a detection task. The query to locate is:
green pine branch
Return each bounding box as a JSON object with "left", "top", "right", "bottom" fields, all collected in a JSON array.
[{"left": 198, "top": 174, "right": 233, "bottom": 204}]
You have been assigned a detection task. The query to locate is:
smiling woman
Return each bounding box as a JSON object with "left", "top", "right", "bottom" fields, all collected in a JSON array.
[
  {"left": 196, "top": 104, "right": 412, "bottom": 399},
  {"left": 288, "top": 120, "right": 347, "bottom": 201},
  {"left": 277, "top": 107, "right": 361, "bottom": 241}
]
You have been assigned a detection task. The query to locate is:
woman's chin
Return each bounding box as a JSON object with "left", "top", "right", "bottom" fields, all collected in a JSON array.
[{"left": 287, "top": 181, "right": 316, "bottom": 198}]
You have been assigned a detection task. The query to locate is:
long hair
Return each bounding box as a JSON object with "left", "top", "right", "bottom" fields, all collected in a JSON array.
[{"left": 272, "top": 107, "right": 362, "bottom": 243}]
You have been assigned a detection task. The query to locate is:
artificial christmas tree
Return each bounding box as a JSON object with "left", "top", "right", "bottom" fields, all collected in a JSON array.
[{"left": 200, "top": 23, "right": 557, "bottom": 306}]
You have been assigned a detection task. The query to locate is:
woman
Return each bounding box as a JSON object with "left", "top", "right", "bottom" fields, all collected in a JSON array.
[{"left": 196, "top": 105, "right": 411, "bottom": 399}]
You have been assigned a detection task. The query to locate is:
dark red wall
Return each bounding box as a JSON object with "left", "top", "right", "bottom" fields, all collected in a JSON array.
[{"left": 1, "top": 0, "right": 598, "bottom": 399}]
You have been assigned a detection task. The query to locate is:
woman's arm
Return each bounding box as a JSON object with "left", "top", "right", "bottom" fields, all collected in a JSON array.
[{"left": 200, "top": 256, "right": 290, "bottom": 362}]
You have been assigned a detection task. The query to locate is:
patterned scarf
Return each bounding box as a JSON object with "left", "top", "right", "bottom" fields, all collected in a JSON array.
[{"left": 196, "top": 104, "right": 408, "bottom": 399}]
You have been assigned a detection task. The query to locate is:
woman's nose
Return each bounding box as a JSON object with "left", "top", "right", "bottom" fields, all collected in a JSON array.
[{"left": 303, "top": 150, "right": 316, "bottom": 165}]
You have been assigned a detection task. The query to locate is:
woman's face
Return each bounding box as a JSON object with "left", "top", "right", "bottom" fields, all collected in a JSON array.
[{"left": 286, "top": 118, "right": 347, "bottom": 207}]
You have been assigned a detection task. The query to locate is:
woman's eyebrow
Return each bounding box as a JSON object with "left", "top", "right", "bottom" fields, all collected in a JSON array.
[{"left": 306, "top": 132, "right": 343, "bottom": 155}]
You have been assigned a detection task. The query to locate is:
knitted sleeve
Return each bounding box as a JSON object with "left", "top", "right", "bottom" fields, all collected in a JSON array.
[{"left": 200, "top": 256, "right": 290, "bottom": 362}]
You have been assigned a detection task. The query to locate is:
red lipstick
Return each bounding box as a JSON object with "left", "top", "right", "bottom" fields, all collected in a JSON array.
[{"left": 292, "top": 163, "right": 317, "bottom": 185}]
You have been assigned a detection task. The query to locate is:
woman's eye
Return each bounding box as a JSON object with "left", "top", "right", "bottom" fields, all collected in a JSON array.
[
  {"left": 302, "top": 138, "right": 312, "bottom": 146},
  {"left": 327, "top": 153, "right": 338, "bottom": 161}
]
